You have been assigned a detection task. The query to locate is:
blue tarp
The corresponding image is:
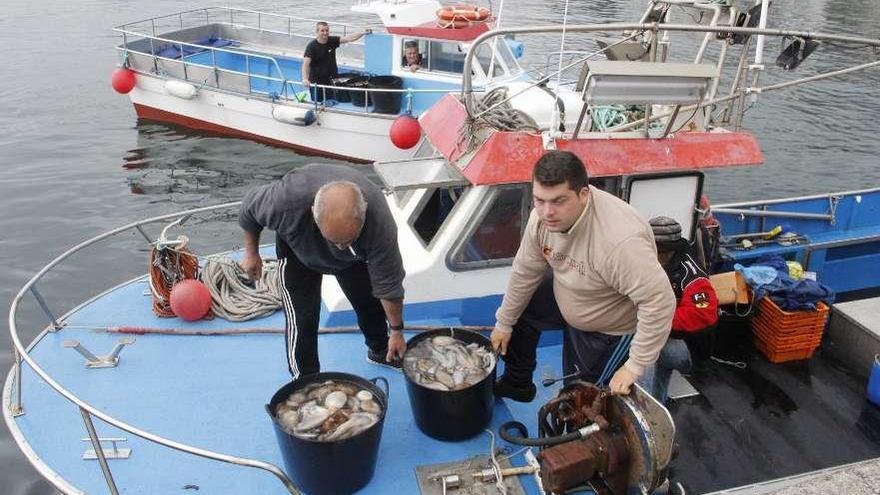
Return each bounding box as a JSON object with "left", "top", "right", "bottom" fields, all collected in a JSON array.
[
  {"left": 736, "top": 255, "right": 835, "bottom": 311},
  {"left": 153, "top": 36, "right": 237, "bottom": 59}
]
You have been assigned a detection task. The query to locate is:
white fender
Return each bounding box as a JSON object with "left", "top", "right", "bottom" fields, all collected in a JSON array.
[
  {"left": 164, "top": 80, "right": 198, "bottom": 100},
  {"left": 272, "top": 105, "right": 317, "bottom": 126}
]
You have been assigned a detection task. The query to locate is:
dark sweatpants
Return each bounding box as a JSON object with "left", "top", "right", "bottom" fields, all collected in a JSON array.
[
  {"left": 502, "top": 274, "right": 634, "bottom": 387},
  {"left": 277, "top": 238, "right": 388, "bottom": 378}
]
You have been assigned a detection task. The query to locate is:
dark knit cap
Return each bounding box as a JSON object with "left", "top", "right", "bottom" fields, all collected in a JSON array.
[{"left": 649, "top": 216, "right": 682, "bottom": 248}]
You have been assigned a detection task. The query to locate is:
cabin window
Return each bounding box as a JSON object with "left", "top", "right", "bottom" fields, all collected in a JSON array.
[
  {"left": 497, "top": 38, "right": 522, "bottom": 76},
  {"left": 474, "top": 43, "right": 505, "bottom": 77},
  {"left": 401, "top": 39, "right": 426, "bottom": 70},
  {"left": 449, "top": 185, "right": 531, "bottom": 269},
  {"left": 411, "top": 187, "right": 465, "bottom": 246},
  {"left": 426, "top": 41, "right": 466, "bottom": 74}
]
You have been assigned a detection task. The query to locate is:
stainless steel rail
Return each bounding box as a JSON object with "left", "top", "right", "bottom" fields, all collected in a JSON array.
[
  {"left": 7, "top": 201, "right": 301, "bottom": 494},
  {"left": 460, "top": 22, "right": 880, "bottom": 123}
]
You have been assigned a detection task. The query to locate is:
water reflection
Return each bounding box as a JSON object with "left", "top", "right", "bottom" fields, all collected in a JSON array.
[{"left": 123, "top": 121, "right": 341, "bottom": 201}]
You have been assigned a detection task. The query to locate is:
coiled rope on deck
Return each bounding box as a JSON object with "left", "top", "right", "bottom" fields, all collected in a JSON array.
[
  {"left": 458, "top": 87, "right": 539, "bottom": 154},
  {"left": 200, "top": 257, "right": 282, "bottom": 321},
  {"left": 149, "top": 235, "right": 203, "bottom": 317}
]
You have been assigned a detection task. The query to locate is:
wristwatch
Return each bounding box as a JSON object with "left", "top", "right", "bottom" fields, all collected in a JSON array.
[{"left": 389, "top": 322, "right": 404, "bottom": 331}]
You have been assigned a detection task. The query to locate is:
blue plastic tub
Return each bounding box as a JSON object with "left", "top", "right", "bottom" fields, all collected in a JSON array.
[{"left": 868, "top": 355, "right": 880, "bottom": 407}]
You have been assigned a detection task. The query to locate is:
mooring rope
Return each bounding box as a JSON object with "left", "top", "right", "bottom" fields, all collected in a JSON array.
[
  {"left": 149, "top": 235, "right": 203, "bottom": 317},
  {"left": 200, "top": 256, "right": 282, "bottom": 321},
  {"left": 457, "top": 86, "right": 539, "bottom": 154}
]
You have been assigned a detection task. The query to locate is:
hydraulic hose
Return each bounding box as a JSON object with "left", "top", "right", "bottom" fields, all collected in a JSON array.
[{"left": 498, "top": 421, "right": 599, "bottom": 447}]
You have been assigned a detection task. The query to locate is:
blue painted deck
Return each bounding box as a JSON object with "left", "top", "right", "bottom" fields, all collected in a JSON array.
[
  {"left": 12, "top": 274, "right": 568, "bottom": 494},
  {"left": 184, "top": 48, "right": 454, "bottom": 115},
  {"left": 715, "top": 189, "right": 880, "bottom": 294}
]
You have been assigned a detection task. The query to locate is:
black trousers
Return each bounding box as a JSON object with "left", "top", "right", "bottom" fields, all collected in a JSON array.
[
  {"left": 502, "top": 274, "right": 631, "bottom": 387},
  {"left": 277, "top": 238, "right": 388, "bottom": 378}
]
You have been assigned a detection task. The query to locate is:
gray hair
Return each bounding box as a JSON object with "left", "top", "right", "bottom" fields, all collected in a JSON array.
[{"left": 313, "top": 181, "right": 367, "bottom": 224}]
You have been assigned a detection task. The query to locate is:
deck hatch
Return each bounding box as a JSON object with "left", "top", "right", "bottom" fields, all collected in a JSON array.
[{"left": 373, "top": 157, "right": 469, "bottom": 191}]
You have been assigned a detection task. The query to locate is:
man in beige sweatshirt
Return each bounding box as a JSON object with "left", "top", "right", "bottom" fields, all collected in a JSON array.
[{"left": 492, "top": 151, "right": 675, "bottom": 401}]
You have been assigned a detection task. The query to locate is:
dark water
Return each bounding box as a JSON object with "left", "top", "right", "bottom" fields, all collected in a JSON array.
[{"left": 0, "top": 0, "right": 877, "bottom": 493}]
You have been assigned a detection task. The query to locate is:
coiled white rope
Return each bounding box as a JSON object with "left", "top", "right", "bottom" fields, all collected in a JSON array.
[{"left": 200, "top": 257, "right": 282, "bottom": 321}]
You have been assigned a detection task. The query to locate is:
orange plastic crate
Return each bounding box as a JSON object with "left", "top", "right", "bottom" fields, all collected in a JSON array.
[
  {"left": 752, "top": 318, "right": 824, "bottom": 338},
  {"left": 752, "top": 325, "right": 823, "bottom": 349},
  {"left": 751, "top": 298, "right": 829, "bottom": 363},
  {"left": 753, "top": 337, "right": 818, "bottom": 363},
  {"left": 754, "top": 299, "right": 830, "bottom": 330}
]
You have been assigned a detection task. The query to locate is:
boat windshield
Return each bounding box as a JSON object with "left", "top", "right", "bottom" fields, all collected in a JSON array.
[{"left": 423, "top": 39, "right": 521, "bottom": 79}]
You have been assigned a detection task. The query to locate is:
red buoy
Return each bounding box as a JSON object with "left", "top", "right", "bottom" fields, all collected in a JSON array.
[
  {"left": 111, "top": 68, "right": 137, "bottom": 94},
  {"left": 389, "top": 115, "right": 421, "bottom": 149},
  {"left": 169, "top": 279, "right": 213, "bottom": 321}
]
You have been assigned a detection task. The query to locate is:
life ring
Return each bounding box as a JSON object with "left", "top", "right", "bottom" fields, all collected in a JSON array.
[
  {"left": 436, "top": 18, "right": 472, "bottom": 29},
  {"left": 436, "top": 5, "right": 491, "bottom": 22}
]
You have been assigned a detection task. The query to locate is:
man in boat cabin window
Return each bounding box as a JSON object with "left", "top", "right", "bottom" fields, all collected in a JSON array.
[
  {"left": 402, "top": 40, "right": 423, "bottom": 72},
  {"left": 638, "top": 216, "right": 719, "bottom": 403},
  {"left": 302, "top": 22, "right": 370, "bottom": 102},
  {"left": 491, "top": 151, "right": 675, "bottom": 401},
  {"left": 239, "top": 165, "right": 407, "bottom": 378}
]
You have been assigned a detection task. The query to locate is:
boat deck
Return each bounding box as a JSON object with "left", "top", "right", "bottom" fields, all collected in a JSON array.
[
  {"left": 670, "top": 316, "right": 880, "bottom": 493},
  {"left": 7, "top": 277, "right": 880, "bottom": 494}
]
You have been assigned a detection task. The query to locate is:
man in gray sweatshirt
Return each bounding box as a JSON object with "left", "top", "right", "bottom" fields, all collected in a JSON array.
[
  {"left": 239, "top": 164, "right": 406, "bottom": 378},
  {"left": 492, "top": 151, "right": 674, "bottom": 401}
]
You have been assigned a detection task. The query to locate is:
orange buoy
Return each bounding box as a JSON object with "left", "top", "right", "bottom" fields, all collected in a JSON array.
[
  {"left": 111, "top": 68, "right": 137, "bottom": 94},
  {"left": 169, "top": 279, "right": 213, "bottom": 321},
  {"left": 436, "top": 5, "right": 490, "bottom": 22},
  {"left": 390, "top": 115, "right": 421, "bottom": 149}
]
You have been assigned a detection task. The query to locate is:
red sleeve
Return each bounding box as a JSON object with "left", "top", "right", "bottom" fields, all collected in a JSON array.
[{"left": 672, "top": 277, "right": 719, "bottom": 333}]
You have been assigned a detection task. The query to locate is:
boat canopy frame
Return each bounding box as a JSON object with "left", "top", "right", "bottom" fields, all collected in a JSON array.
[{"left": 459, "top": 7, "right": 880, "bottom": 138}]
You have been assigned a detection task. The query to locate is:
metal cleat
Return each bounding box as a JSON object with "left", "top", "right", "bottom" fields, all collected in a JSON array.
[
  {"left": 81, "top": 437, "right": 131, "bottom": 460},
  {"left": 64, "top": 338, "right": 135, "bottom": 368}
]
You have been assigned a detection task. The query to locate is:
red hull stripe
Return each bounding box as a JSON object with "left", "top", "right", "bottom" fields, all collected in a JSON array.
[
  {"left": 386, "top": 21, "right": 490, "bottom": 42},
  {"left": 132, "top": 103, "right": 369, "bottom": 163},
  {"left": 421, "top": 95, "right": 764, "bottom": 185}
]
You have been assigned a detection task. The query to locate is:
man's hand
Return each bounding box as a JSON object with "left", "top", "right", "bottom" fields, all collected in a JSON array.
[
  {"left": 608, "top": 366, "right": 638, "bottom": 395},
  {"left": 490, "top": 325, "right": 512, "bottom": 356},
  {"left": 386, "top": 331, "right": 406, "bottom": 362},
  {"left": 240, "top": 251, "right": 263, "bottom": 281}
]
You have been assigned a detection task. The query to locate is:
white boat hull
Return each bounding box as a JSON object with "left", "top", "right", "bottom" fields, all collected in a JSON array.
[{"left": 129, "top": 74, "right": 417, "bottom": 163}]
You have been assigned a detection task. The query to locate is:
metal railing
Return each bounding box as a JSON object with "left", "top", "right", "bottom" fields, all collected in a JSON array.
[
  {"left": 114, "top": 7, "right": 362, "bottom": 45},
  {"left": 460, "top": 19, "right": 880, "bottom": 134},
  {"left": 7, "top": 202, "right": 301, "bottom": 494}
]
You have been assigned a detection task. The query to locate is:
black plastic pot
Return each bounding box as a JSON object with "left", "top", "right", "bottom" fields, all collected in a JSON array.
[
  {"left": 367, "top": 75, "right": 403, "bottom": 114},
  {"left": 403, "top": 328, "right": 496, "bottom": 441},
  {"left": 266, "top": 372, "right": 389, "bottom": 495},
  {"left": 331, "top": 73, "right": 361, "bottom": 103},
  {"left": 344, "top": 75, "right": 371, "bottom": 108}
]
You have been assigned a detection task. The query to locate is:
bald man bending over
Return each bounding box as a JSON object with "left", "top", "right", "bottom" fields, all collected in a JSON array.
[{"left": 239, "top": 164, "right": 406, "bottom": 378}]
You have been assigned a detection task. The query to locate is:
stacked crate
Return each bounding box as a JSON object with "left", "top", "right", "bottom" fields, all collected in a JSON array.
[{"left": 751, "top": 297, "right": 830, "bottom": 363}]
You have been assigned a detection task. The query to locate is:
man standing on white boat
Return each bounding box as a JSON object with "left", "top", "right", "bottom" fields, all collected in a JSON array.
[
  {"left": 238, "top": 164, "right": 407, "bottom": 378},
  {"left": 491, "top": 151, "right": 675, "bottom": 401},
  {"left": 301, "top": 22, "right": 370, "bottom": 102}
]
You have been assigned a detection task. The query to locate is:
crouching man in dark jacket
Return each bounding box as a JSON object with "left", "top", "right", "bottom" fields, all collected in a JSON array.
[
  {"left": 239, "top": 164, "right": 406, "bottom": 378},
  {"left": 639, "top": 216, "right": 719, "bottom": 403}
]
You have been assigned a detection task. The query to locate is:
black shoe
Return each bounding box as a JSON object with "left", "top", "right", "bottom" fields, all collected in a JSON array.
[
  {"left": 494, "top": 378, "right": 537, "bottom": 403},
  {"left": 366, "top": 349, "right": 402, "bottom": 371}
]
